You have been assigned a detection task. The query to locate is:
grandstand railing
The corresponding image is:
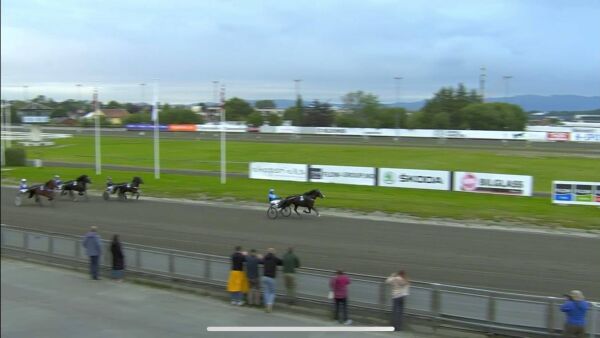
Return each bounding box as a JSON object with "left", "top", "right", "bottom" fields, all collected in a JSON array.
[{"left": 1, "top": 224, "right": 597, "bottom": 337}]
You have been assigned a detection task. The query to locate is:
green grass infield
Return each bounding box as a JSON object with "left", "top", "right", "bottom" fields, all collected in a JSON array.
[{"left": 3, "top": 135, "right": 599, "bottom": 229}]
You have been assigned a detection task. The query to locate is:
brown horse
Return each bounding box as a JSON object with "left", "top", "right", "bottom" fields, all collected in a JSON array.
[{"left": 27, "top": 179, "right": 58, "bottom": 203}]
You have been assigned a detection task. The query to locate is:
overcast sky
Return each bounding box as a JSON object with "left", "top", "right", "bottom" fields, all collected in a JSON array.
[{"left": 1, "top": 0, "right": 599, "bottom": 103}]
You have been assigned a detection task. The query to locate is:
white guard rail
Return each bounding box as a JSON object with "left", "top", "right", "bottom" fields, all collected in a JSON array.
[{"left": 1, "top": 225, "right": 597, "bottom": 337}]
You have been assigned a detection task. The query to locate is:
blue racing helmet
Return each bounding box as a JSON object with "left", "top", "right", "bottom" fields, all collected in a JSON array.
[{"left": 269, "top": 188, "right": 274, "bottom": 193}]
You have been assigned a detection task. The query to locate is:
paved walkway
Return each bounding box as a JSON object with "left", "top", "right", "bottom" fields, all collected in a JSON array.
[{"left": 1, "top": 258, "right": 471, "bottom": 338}]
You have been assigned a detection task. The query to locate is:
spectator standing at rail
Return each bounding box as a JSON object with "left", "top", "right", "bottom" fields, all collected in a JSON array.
[
  {"left": 226, "top": 246, "right": 248, "bottom": 306},
  {"left": 245, "top": 249, "right": 262, "bottom": 306},
  {"left": 282, "top": 247, "right": 301, "bottom": 305},
  {"left": 262, "top": 248, "right": 283, "bottom": 313},
  {"left": 110, "top": 234, "right": 125, "bottom": 282},
  {"left": 82, "top": 226, "right": 102, "bottom": 280},
  {"left": 386, "top": 270, "right": 410, "bottom": 331},
  {"left": 330, "top": 270, "right": 352, "bottom": 325},
  {"left": 561, "top": 290, "right": 590, "bottom": 338}
]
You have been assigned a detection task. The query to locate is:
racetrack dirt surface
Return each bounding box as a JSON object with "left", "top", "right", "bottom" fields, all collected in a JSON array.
[{"left": 2, "top": 186, "right": 599, "bottom": 299}]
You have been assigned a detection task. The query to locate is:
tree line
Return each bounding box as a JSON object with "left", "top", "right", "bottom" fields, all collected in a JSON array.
[{"left": 3, "top": 83, "right": 528, "bottom": 130}]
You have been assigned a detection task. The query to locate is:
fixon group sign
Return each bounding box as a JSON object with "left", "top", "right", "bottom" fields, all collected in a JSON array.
[
  {"left": 309, "top": 165, "right": 376, "bottom": 186},
  {"left": 552, "top": 181, "right": 600, "bottom": 206},
  {"left": 453, "top": 172, "right": 533, "bottom": 196},
  {"left": 378, "top": 168, "right": 451, "bottom": 191}
]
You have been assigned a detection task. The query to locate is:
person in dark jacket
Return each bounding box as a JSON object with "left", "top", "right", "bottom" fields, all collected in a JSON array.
[
  {"left": 82, "top": 226, "right": 102, "bottom": 280},
  {"left": 261, "top": 248, "right": 283, "bottom": 312},
  {"left": 226, "top": 246, "right": 248, "bottom": 306},
  {"left": 110, "top": 234, "right": 125, "bottom": 282},
  {"left": 245, "top": 249, "right": 262, "bottom": 306},
  {"left": 282, "top": 247, "right": 301, "bottom": 304}
]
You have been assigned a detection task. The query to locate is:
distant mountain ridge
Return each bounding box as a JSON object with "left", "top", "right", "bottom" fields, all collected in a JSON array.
[{"left": 252, "top": 95, "right": 600, "bottom": 112}]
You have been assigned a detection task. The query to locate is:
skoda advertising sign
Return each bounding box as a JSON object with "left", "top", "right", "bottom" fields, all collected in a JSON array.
[
  {"left": 453, "top": 172, "right": 533, "bottom": 196},
  {"left": 249, "top": 162, "right": 308, "bottom": 182},
  {"left": 552, "top": 181, "right": 600, "bottom": 206},
  {"left": 378, "top": 168, "right": 451, "bottom": 190},
  {"left": 309, "top": 165, "right": 376, "bottom": 186}
]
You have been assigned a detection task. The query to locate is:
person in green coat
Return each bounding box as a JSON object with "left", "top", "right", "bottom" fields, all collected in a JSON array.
[{"left": 282, "top": 247, "right": 301, "bottom": 305}]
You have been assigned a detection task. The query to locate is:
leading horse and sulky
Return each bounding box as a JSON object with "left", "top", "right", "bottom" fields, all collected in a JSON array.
[{"left": 277, "top": 189, "right": 325, "bottom": 217}]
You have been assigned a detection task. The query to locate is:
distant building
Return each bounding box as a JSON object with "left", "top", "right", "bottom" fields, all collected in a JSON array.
[
  {"left": 82, "top": 108, "right": 130, "bottom": 125},
  {"left": 255, "top": 108, "right": 285, "bottom": 117}
]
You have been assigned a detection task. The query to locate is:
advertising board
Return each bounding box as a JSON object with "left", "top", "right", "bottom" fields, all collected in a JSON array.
[
  {"left": 546, "top": 132, "right": 570, "bottom": 141},
  {"left": 309, "top": 165, "right": 376, "bottom": 186},
  {"left": 196, "top": 124, "right": 247, "bottom": 133},
  {"left": 126, "top": 124, "right": 168, "bottom": 131},
  {"left": 167, "top": 124, "right": 197, "bottom": 132},
  {"left": 378, "top": 168, "right": 451, "bottom": 190},
  {"left": 22, "top": 116, "right": 50, "bottom": 123},
  {"left": 571, "top": 132, "right": 600, "bottom": 143},
  {"left": 552, "top": 181, "right": 600, "bottom": 206},
  {"left": 453, "top": 172, "right": 533, "bottom": 196},
  {"left": 249, "top": 162, "right": 307, "bottom": 182}
]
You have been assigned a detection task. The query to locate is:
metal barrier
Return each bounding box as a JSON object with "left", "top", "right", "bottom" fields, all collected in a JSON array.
[{"left": 1, "top": 224, "right": 598, "bottom": 337}]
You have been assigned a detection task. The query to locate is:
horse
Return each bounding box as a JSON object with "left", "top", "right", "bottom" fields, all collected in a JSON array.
[
  {"left": 26, "top": 179, "right": 57, "bottom": 205},
  {"left": 60, "top": 174, "right": 92, "bottom": 201},
  {"left": 112, "top": 176, "right": 144, "bottom": 200},
  {"left": 279, "top": 189, "right": 325, "bottom": 217}
]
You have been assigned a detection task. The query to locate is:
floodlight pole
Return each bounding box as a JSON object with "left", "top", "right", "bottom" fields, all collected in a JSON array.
[
  {"left": 220, "top": 84, "right": 226, "bottom": 184},
  {"left": 153, "top": 82, "right": 160, "bottom": 179},
  {"left": 394, "top": 76, "right": 403, "bottom": 140},
  {"left": 94, "top": 88, "right": 101, "bottom": 175},
  {"left": 1, "top": 103, "right": 5, "bottom": 166}
]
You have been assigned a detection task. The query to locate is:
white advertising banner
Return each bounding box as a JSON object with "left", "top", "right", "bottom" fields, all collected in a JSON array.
[
  {"left": 453, "top": 172, "right": 533, "bottom": 196},
  {"left": 571, "top": 132, "right": 600, "bottom": 143},
  {"left": 249, "top": 162, "right": 307, "bottom": 182},
  {"left": 378, "top": 168, "right": 451, "bottom": 190},
  {"left": 552, "top": 181, "right": 600, "bottom": 206},
  {"left": 309, "top": 165, "right": 376, "bottom": 186},
  {"left": 196, "top": 124, "right": 247, "bottom": 133},
  {"left": 22, "top": 116, "right": 49, "bottom": 123}
]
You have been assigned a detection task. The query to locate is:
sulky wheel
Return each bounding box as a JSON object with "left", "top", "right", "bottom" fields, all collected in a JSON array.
[
  {"left": 267, "top": 205, "right": 278, "bottom": 219},
  {"left": 281, "top": 206, "right": 292, "bottom": 217}
]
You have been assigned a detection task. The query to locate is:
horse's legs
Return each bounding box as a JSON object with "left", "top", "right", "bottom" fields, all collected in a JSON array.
[
  {"left": 303, "top": 201, "right": 314, "bottom": 213},
  {"left": 293, "top": 204, "right": 301, "bottom": 216},
  {"left": 313, "top": 206, "right": 320, "bottom": 217}
]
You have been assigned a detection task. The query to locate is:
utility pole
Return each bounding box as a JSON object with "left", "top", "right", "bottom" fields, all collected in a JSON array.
[
  {"left": 293, "top": 79, "right": 302, "bottom": 100},
  {"left": 93, "top": 87, "right": 102, "bottom": 175},
  {"left": 479, "top": 66, "right": 486, "bottom": 100},
  {"left": 394, "top": 76, "right": 403, "bottom": 140},
  {"left": 220, "top": 84, "right": 226, "bottom": 184},
  {"left": 212, "top": 81, "right": 219, "bottom": 122}
]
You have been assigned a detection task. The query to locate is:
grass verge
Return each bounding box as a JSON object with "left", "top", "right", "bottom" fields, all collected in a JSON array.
[{"left": 2, "top": 166, "right": 599, "bottom": 230}]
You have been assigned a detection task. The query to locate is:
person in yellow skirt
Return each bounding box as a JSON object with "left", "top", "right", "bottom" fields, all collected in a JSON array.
[{"left": 227, "top": 246, "right": 249, "bottom": 305}]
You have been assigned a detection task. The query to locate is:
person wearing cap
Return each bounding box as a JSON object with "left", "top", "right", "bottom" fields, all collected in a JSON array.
[
  {"left": 268, "top": 188, "right": 280, "bottom": 205},
  {"left": 19, "top": 179, "right": 28, "bottom": 193},
  {"left": 53, "top": 175, "right": 63, "bottom": 189},
  {"left": 561, "top": 290, "right": 591, "bottom": 338},
  {"left": 106, "top": 177, "right": 114, "bottom": 193}
]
